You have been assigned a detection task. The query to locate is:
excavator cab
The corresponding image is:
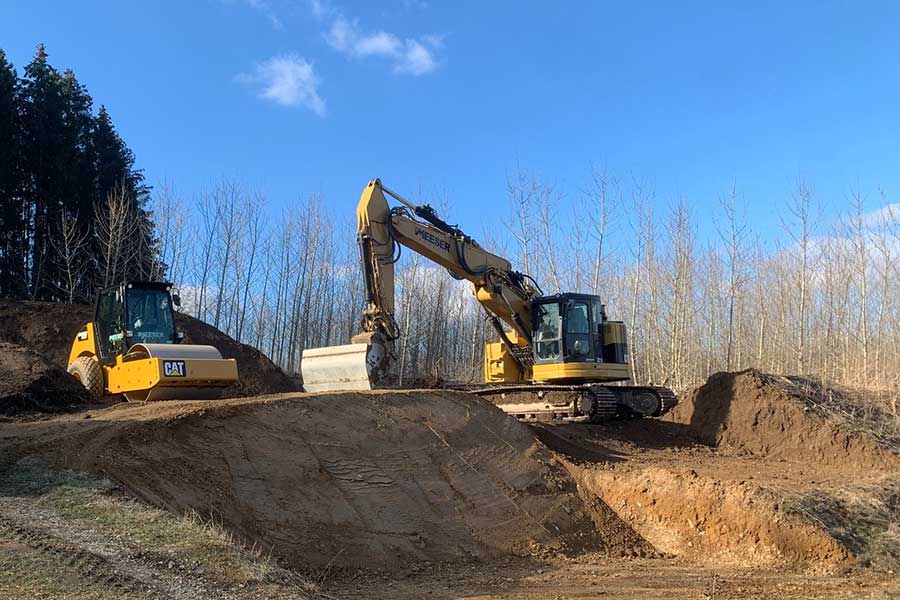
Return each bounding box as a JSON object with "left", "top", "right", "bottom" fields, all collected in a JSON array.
[
  {"left": 484, "top": 293, "right": 631, "bottom": 385},
  {"left": 532, "top": 294, "right": 627, "bottom": 366}
]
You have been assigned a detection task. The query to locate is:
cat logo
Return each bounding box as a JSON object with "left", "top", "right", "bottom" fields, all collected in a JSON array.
[{"left": 163, "top": 360, "right": 187, "bottom": 377}]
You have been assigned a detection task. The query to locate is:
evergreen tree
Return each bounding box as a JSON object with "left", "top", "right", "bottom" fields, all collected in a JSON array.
[
  {"left": 0, "top": 49, "right": 24, "bottom": 296},
  {"left": 0, "top": 44, "right": 162, "bottom": 300},
  {"left": 19, "top": 44, "right": 68, "bottom": 298},
  {"left": 92, "top": 104, "right": 160, "bottom": 283}
]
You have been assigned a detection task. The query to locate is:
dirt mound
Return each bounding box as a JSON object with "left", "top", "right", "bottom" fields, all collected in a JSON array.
[
  {"left": 0, "top": 342, "right": 91, "bottom": 415},
  {"left": 2, "top": 390, "right": 650, "bottom": 573},
  {"left": 0, "top": 299, "right": 92, "bottom": 368},
  {"left": 669, "top": 369, "right": 899, "bottom": 470},
  {"left": 174, "top": 313, "right": 296, "bottom": 397},
  {"left": 0, "top": 299, "right": 296, "bottom": 400}
]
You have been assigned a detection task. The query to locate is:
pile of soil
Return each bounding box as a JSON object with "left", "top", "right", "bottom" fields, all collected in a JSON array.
[
  {"left": 0, "top": 342, "right": 91, "bottom": 415},
  {"left": 1, "top": 390, "right": 649, "bottom": 573},
  {"left": 669, "top": 369, "right": 900, "bottom": 470},
  {"left": 174, "top": 312, "right": 295, "bottom": 397},
  {"left": 0, "top": 299, "right": 91, "bottom": 368},
  {"left": 0, "top": 299, "right": 297, "bottom": 404}
]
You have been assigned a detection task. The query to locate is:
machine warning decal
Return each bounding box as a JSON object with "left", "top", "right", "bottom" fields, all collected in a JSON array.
[{"left": 163, "top": 360, "right": 187, "bottom": 377}]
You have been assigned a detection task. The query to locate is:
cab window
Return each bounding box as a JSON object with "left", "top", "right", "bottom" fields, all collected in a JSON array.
[
  {"left": 565, "top": 300, "right": 592, "bottom": 359},
  {"left": 534, "top": 302, "right": 561, "bottom": 361},
  {"left": 126, "top": 289, "right": 176, "bottom": 345}
]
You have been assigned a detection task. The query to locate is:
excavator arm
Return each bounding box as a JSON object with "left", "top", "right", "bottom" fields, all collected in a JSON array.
[{"left": 302, "top": 179, "right": 537, "bottom": 392}]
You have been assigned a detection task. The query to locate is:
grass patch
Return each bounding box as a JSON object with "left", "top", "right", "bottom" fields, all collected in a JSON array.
[
  {"left": 0, "top": 526, "right": 146, "bottom": 600},
  {"left": 782, "top": 479, "right": 900, "bottom": 571},
  {"left": 0, "top": 459, "right": 319, "bottom": 598}
]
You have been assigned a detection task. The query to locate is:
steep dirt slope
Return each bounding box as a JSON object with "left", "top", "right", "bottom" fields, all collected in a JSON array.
[
  {"left": 534, "top": 368, "right": 900, "bottom": 572},
  {"left": 0, "top": 343, "right": 91, "bottom": 415},
  {"left": 0, "top": 390, "right": 650, "bottom": 573}
]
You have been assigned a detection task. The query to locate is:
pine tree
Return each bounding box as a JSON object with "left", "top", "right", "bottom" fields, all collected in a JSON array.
[
  {"left": 19, "top": 44, "right": 69, "bottom": 298},
  {"left": 1, "top": 43, "right": 160, "bottom": 300},
  {"left": 92, "top": 104, "right": 160, "bottom": 283},
  {"left": 0, "top": 49, "right": 25, "bottom": 296}
]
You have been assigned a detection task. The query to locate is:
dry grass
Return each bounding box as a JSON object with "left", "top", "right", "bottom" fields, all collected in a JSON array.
[
  {"left": 782, "top": 479, "right": 900, "bottom": 572},
  {"left": 781, "top": 375, "right": 900, "bottom": 450},
  {"left": 0, "top": 460, "right": 327, "bottom": 599}
]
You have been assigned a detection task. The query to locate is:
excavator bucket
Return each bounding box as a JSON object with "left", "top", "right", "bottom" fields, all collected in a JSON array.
[{"left": 301, "top": 343, "right": 374, "bottom": 392}]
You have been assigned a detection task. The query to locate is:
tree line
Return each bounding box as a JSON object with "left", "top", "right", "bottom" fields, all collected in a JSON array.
[
  {"left": 0, "top": 45, "right": 158, "bottom": 301},
  {"left": 3, "top": 46, "right": 898, "bottom": 398},
  {"left": 151, "top": 171, "right": 900, "bottom": 397}
]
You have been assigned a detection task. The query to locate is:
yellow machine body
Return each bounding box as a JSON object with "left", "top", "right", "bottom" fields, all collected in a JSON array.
[
  {"left": 68, "top": 286, "right": 239, "bottom": 402},
  {"left": 483, "top": 330, "right": 630, "bottom": 384},
  {"left": 302, "top": 180, "right": 677, "bottom": 423}
]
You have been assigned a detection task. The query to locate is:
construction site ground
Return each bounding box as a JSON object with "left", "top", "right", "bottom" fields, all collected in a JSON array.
[
  {"left": 0, "top": 383, "right": 897, "bottom": 599},
  {"left": 1, "top": 301, "right": 898, "bottom": 599}
]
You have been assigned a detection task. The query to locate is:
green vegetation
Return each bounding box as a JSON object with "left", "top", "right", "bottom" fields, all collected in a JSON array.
[
  {"left": 0, "top": 45, "right": 160, "bottom": 302},
  {"left": 0, "top": 460, "right": 319, "bottom": 599}
]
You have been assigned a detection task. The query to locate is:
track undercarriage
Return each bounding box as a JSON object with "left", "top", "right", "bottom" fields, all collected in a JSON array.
[{"left": 469, "top": 384, "right": 678, "bottom": 424}]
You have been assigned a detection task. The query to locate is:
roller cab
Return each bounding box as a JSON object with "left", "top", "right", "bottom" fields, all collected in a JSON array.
[{"left": 67, "top": 281, "right": 238, "bottom": 402}]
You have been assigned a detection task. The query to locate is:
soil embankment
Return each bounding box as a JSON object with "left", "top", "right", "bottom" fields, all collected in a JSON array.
[
  {"left": 0, "top": 389, "right": 650, "bottom": 573},
  {"left": 669, "top": 369, "right": 900, "bottom": 470},
  {"left": 2, "top": 295, "right": 897, "bottom": 589},
  {"left": 0, "top": 342, "right": 91, "bottom": 414},
  {"left": 534, "top": 370, "right": 899, "bottom": 571}
]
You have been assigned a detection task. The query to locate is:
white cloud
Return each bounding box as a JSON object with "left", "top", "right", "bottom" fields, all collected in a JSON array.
[
  {"left": 323, "top": 15, "right": 440, "bottom": 75},
  {"left": 248, "top": 0, "right": 283, "bottom": 28},
  {"left": 395, "top": 39, "right": 437, "bottom": 75},
  {"left": 861, "top": 203, "right": 900, "bottom": 227},
  {"left": 222, "top": 0, "right": 283, "bottom": 29},
  {"left": 236, "top": 54, "right": 326, "bottom": 115}
]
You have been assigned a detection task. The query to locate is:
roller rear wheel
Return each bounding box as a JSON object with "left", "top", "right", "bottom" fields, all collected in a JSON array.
[{"left": 67, "top": 356, "right": 105, "bottom": 401}]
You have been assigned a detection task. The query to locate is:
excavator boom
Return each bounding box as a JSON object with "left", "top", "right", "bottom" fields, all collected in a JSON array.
[{"left": 301, "top": 179, "right": 536, "bottom": 392}]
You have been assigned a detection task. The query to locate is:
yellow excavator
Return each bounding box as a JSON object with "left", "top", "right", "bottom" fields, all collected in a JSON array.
[
  {"left": 301, "top": 179, "right": 677, "bottom": 422},
  {"left": 67, "top": 281, "right": 239, "bottom": 402}
]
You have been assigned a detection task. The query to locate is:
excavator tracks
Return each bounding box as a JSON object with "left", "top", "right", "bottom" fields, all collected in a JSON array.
[{"left": 468, "top": 384, "right": 678, "bottom": 424}]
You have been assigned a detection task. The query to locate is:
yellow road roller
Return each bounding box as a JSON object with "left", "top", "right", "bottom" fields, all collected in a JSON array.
[{"left": 67, "top": 281, "right": 239, "bottom": 402}]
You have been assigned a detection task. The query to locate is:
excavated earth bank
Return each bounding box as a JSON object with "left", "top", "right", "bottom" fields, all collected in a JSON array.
[
  {"left": 2, "top": 295, "right": 897, "bottom": 583},
  {"left": 670, "top": 369, "right": 900, "bottom": 470},
  {"left": 0, "top": 342, "right": 91, "bottom": 414},
  {"left": 0, "top": 390, "right": 652, "bottom": 573},
  {"left": 535, "top": 369, "right": 900, "bottom": 571}
]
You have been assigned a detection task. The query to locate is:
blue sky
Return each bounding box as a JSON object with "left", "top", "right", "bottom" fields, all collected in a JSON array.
[{"left": 3, "top": 1, "right": 899, "bottom": 243}]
